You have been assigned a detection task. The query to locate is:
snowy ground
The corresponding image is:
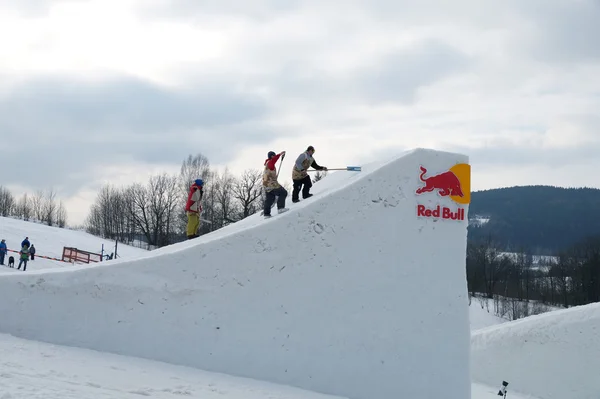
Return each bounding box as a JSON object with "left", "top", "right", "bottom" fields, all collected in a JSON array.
[
  {"left": 0, "top": 300, "right": 538, "bottom": 399},
  {"left": 0, "top": 332, "right": 538, "bottom": 399},
  {"left": 0, "top": 290, "right": 548, "bottom": 399},
  {"left": 0, "top": 216, "right": 148, "bottom": 272},
  {"left": 471, "top": 301, "right": 600, "bottom": 399},
  {"left": 469, "top": 298, "right": 506, "bottom": 330}
]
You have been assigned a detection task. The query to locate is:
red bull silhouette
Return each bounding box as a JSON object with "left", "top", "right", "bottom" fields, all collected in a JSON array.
[{"left": 415, "top": 166, "right": 464, "bottom": 197}]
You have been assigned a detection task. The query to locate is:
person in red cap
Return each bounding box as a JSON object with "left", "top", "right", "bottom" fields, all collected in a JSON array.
[
  {"left": 291, "top": 145, "right": 327, "bottom": 202},
  {"left": 263, "top": 150, "right": 288, "bottom": 217},
  {"left": 185, "top": 178, "right": 204, "bottom": 239}
]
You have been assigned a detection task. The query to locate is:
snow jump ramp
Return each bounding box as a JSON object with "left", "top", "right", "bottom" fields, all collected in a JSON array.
[{"left": 0, "top": 148, "right": 471, "bottom": 399}]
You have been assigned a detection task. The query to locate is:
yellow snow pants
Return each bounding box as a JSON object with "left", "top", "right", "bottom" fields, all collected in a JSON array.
[{"left": 187, "top": 211, "right": 200, "bottom": 237}]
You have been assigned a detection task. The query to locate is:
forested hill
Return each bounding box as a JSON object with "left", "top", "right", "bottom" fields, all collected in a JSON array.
[{"left": 467, "top": 185, "right": 600, "bottom": 254}]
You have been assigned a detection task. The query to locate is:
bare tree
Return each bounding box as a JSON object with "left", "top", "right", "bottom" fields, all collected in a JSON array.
[
  {"left": 466, "top": 237, "right": 509, "bottom": 298},
  {"left": 128, "top": 183, "right": 153, "bottom": 245},
  {"left": 85, "top": 203, "right": 102, "bottom": 236},
  {"left": 42, "top": 188, "right": 58, "bottom": 226},
  {"left": 198, "top": 170, "right": 219, "bottom": 232},
  {"left": 147, "top": 173, "right": 180, "bottom": 246},
  {"left": 232, "top": 169, "right": 262, "bottom": 218},
  {"left": 0, "top": 186, "right": 15, "bottom": 217},
  {"left": 162, "top": 174, "right": 182, "bottom": 242},
  {"left": 179, "top": 153, "right": 210, "bottom": 195},
  {"left": 213, "top": 168, "right": 238, "bottom": 225},
  {"left": 30, "top": 190, "right": 45, "bottom": 222},
  {"left": 87, "top": 184, "right": 118, "bottom": 239},
  {"left": 15, "top": 193, "right": 32, "bottom": 220},
  {"left": 56, "top": 200, "right": 68, "bottom": 227}
]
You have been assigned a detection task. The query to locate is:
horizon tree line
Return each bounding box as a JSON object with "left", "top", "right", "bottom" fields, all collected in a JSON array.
[
  {"left": 467, "top": 233, "right": 600, "bottom": 321},
  {"left": 0, "top": 186, "right": 67, "bottom": 228}
]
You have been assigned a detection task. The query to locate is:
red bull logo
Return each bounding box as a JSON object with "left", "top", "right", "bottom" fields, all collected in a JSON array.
[{"left": 415, "top": 163, "right": 470, "bottom": 221}]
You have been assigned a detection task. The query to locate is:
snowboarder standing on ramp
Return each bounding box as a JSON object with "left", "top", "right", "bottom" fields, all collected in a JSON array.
[
  {"left": 185, "top": 179, "right": 204, "bottom": 239},
  {"left": 263, "top": 151, "right": 288, "bottom": 218},
  {"left": 291, "top": 145, "right": 327, "bottom": 203}
]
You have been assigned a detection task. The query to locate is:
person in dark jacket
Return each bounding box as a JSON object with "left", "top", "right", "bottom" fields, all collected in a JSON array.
[
  {"left": 0, "top": 239, "right": 6, "bottom": 265},
  {"left": 21, "top": 237, "right": 30, "bottom": 249},
  {"left": 29, "top": 244, "right": 36, "bottom": 260}
]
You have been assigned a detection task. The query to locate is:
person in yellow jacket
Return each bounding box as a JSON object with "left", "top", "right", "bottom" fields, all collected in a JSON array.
[{"left": 185, "top": 179, "right": 203, "bottom": 239}]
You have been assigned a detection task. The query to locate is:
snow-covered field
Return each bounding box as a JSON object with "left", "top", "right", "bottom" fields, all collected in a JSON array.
[
  {"left": 0, "top": 216, "right": 148, "bottom": 272},
  {"left": 469, "top": 298, "right": 506, "bottom": 330},
  {"left": 472, "top": 302, "right": 600, "bottom": 399},
  {"left": 0, "top": 325, "right": 540, "bottom": 399},
  {"left": 0, "top": 296, "right": 546, "bottom": 399},
  {"left": 0, "top": 301, "right": 538, "bottom": 399}
]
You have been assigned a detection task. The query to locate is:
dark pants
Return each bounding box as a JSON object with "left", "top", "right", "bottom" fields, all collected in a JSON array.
[
  {"left": 18, "top": 259, "right": 27, "bottom": 271},
  {"left": 0, "top": 252, "right": 5, "bottom": 265},
  {"left": 30, "top": 253, "right": 35, "bottom": 260},
  {"left": 292, "top": 175, "right": 312, "bottom": 201},
  {"left": 264, "top": 187, "right": 287, "bottom": 216}
]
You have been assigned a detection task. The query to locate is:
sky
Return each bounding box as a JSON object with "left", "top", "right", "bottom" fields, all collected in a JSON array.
[{"left": 0, "top": 0, "right": 599, "bottom": 226}]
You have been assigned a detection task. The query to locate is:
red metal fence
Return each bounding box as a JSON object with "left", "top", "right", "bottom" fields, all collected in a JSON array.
[{"left": 61, "top": 247, "right": 103, "bottom": 264}]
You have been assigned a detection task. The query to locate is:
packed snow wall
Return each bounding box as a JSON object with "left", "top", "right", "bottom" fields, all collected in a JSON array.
[
  {"left": 0, "top": 148, "right": 471, "bottom": 399},
  {"left": 472, "top": 302, "right": 600, "bottom": 399}
]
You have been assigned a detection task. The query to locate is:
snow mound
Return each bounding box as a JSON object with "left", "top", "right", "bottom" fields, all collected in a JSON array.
[
  {"left": 471, "top": 302, "right": 600, "bottom": 399},
  {"left": 0, "top": 148, "right": 471, "bottom": 399}
]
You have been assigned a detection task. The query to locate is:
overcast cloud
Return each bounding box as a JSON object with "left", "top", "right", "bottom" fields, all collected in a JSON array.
[{"left": 0, "top": 0, "right": 599, "bottom": 224}]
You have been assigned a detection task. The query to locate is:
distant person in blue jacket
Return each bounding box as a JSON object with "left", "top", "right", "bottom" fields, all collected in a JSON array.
[
  {"left": 0, "top": 239, "right": 6, "bottom": 265},
  {"left": 21, "top": 237, "right": 30, "bottom": 249}
]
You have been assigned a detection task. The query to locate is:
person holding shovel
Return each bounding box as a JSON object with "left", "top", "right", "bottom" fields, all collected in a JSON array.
[
  {"left": 291, "top": 145, "right": 327, "bottom": 203},
  {"left": 262, "top": 150, "right": 288, "bottom": 218}
]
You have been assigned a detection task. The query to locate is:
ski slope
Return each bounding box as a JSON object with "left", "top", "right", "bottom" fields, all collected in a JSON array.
[
  {"left": 0, "top": 148, "right": 472, "bottom": 399},
  {"left": 0, "top": 216, "right": 148, "bottom": 272}
]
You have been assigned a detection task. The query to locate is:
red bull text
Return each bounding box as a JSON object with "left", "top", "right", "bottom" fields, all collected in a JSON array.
[
  {"left": 417, "top": 204, "right": 466, "bottom": 220},
  {"left": 415, "top": 163, "right": 470, "bottom": 221}
]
